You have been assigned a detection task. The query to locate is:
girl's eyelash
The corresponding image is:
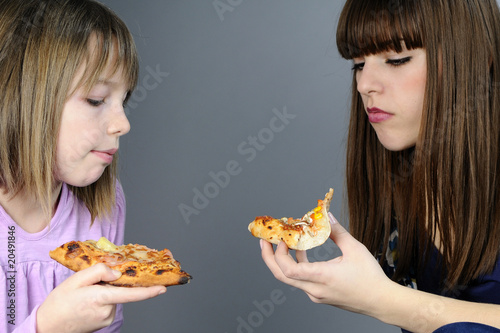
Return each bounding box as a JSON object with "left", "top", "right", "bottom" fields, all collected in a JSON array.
[
  {"left": 86, "top": 98, "right": 104, "bottom": 107},
  {"left": 386, "top": 56, "right": 412, "bottom": 66},
  {"left": 352, "top": 62, "right": 364, "bottom": 71},
  {"left": 123, "top": 93, "right": 131, "bottom": 108},
  {"left": 351, "top": 56, "right": 412, "bottom": 71}
]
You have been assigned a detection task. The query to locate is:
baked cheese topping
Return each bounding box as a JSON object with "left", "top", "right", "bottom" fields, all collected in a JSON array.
[
  {"left": 124, "top": 245, "right": 158, "bottom": 261},
  {"left": 92, "top": 237, "right": 176, "bottom": 266}
]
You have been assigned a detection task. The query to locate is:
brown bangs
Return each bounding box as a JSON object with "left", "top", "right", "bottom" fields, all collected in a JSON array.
[
  {"left": 72, "top": 2, "right": 139, "bottom": 97},
  {"left": 336, "top": 0, "right": 424, "bottom": 59}
]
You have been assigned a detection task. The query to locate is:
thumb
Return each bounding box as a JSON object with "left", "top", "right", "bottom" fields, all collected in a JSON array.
[
  {"left": 328, "top": 212, "right": 352, "bottom": 250},
  {"left": 67, "top": 263, "right": 122, "bottom": 288}
]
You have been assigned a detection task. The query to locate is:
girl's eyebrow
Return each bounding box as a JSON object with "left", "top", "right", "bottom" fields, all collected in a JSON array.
[
  {"left": 95, "top": 79, "right": 120, "bottom": 87},
  {"left": 92, "top": 78, "right": 130, "bottom": 92}
]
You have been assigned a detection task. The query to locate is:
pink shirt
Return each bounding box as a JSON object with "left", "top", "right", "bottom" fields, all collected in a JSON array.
[{"left": 0, "top": 182, "right": 126, "bottom": 333}]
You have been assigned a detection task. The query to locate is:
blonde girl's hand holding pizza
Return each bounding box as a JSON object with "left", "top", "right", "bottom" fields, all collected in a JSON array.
[
  {"left": 260, "top": 213, "right": 395, "bottom": 317},
  {"left": 36, "top": 264, "right": 166, "bottom": 333}
]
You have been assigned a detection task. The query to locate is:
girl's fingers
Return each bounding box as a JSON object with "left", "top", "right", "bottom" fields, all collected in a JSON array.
[
  {"left": 328, "top": 212, "right": 353, "bottom": 253},
  {"left": 273, "top": 242, "right": 327, "bottom": 285},
  {"left": 60, "top": 263, "right": 167, "bottom": 305},
  {"left": 295, "top": 250, "right": 309, "bottom": 263},
  {"left": 63, "top": 263, "right": 119, "bottom": 289},
  {"left": 96, "top": 285, "right": 167, "bottom": 305}
]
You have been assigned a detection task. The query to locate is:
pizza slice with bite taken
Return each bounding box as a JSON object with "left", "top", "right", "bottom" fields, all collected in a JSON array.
[{"left": 248, "top": 188, "right": 333, "bottom": 250}]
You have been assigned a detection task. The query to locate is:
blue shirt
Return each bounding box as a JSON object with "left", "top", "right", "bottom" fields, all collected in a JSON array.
[
  {"left": 381, "top": 226, "right": 500, "bottom": 332},
  {"left": 417, "top": 245, "right": 500, "bottom": 305}
]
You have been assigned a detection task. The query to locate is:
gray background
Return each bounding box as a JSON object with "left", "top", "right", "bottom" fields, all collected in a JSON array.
[{"left": 100, "top": 1, "right": 400, "bottom": 332}]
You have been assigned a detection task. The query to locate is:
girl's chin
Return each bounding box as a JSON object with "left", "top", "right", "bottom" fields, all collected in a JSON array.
[
  {"left": 376, "top": 136, "right": 417, "bottom": 152},
  {"left": 380, "top": 141, "right": 415, "bottom": 151},
  {"left": 56, "top": 169, "right": 106, "bottom": 187},
  {"left": 380, "top": 144, "right": 415, "bottom": 152}
]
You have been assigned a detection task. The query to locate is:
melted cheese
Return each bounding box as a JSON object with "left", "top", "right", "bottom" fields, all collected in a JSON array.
[
  {"left": 127, "top": 248, "right": 152, "bottom": 261},
  {"left": 93, "top": 237, "right": 175, "bottom": 267}
]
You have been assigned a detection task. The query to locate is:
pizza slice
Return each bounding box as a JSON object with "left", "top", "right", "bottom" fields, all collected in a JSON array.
[
  {"left": 49, "top": 237, "right": 192, "bottom": 287},
  {"left": 248, "top": 188, "right": 333, "bottom": 250}
]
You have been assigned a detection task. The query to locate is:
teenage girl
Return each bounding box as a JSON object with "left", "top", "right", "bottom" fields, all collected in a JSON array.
[{"left": 260, "top": 0, "right": 500, "bottom": 332}]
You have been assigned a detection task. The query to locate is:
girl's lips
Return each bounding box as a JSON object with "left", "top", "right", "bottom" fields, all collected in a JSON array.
[
  {"left": 367, "top": 107, "right": 393, "bottom": 123},
  {"left": 92, "top": 149, "right": 117, "bottom": 164}
]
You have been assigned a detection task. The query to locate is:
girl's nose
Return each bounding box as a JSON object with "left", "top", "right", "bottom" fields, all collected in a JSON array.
[
  {"left": 107, "top": 105, "right": 131, "bottom": 136},
  {"left": 356, "top": 62, "right": 384, "bottom": 96}
]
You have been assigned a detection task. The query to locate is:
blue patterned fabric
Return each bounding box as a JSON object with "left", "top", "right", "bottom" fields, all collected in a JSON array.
[{"left": 381, "top": 227, "right": 418, "bottom": 289}]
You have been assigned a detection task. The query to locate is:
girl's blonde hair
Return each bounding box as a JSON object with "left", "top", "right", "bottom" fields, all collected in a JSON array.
[
  {"left": 0, "top": 0, "right": 139, "bottom": 222},
  {"left": 337, "top": 0, "right": 500, "bottom": 290}
]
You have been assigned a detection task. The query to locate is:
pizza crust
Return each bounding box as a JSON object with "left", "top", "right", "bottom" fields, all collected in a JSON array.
[
  {"left": 248, "top": 216, "right": 302, "bottom": 248},
  {"left": 49, "top": 239, "right": 192, "bottom": 287},
  {"left": 248, "top": 188, "right": 333, "bottom": 250}
]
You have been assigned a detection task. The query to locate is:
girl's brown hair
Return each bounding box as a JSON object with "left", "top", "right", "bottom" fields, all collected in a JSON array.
[
  {"left": 337, "top": 0, "right": 500, "bottom": 290},
  {"left": 0, "top": 0, "right": 139, "bottom": 222}
]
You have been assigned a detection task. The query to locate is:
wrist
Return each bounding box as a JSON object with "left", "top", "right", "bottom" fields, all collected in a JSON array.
[
  {"left": 36, "top": 305, "right": 49, "bottom": 333},
  {"left": 36, "top": 304, "right": 66, "bottom": 333},
  {"left": 370, "top": 282, "right": 450, "bottom": 333},
  {"left": 360, "top": 278, "right": 402, "bottom": 321}
]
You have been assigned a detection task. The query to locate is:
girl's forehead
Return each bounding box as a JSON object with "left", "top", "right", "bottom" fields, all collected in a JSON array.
[{"left": 70, "top": 56, "right": 131, "bottom": 96}]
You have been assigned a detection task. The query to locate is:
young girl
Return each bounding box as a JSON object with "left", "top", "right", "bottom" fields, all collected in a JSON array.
[
  {"left": 260, "top": 0, "right": 500, "bottom": 332},
  {"left": 0, "top": 0, "right": 166, "bottom": 332}
]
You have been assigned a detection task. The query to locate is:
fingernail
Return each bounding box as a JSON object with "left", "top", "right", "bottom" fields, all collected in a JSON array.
[
  {"left": 328, "top": 212, "right": 338, "bottom": 225},
  {"left": 259, "top": 239, "right": 263, "bottom": 249},
  {"left": 112, "top": 270, "right": 122, "bottom": 278},
  {"left": 158, "top": 287, "right": 167, "bottom": 295}
]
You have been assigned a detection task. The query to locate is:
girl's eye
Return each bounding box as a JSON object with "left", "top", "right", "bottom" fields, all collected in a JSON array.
[
  {"left": 386, "top": 56, "right": 412, "bottom": 67},
  {"left": 86, "top": 99, "right": 104, "bottom": 107},
  {"left": 352, "top": 62, "right": 365, "bottom": 71},
  {"left": 122, "top": 92, "right": 131, "bottom": 108}
]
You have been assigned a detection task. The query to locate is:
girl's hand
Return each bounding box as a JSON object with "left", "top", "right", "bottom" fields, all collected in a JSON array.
[
  {"left": 262, "top": 214, "right": 500, "bottom": 332},
  {"left": 36, "top": 263, "right": 166, "bottom": 333},
  {"left": 260, "top": 213, "right": 394, "bottom": 317}
]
